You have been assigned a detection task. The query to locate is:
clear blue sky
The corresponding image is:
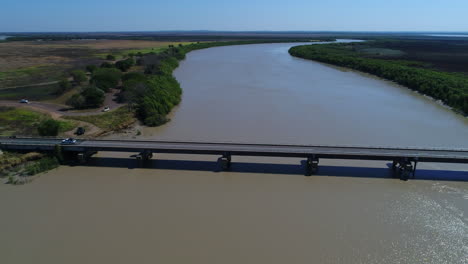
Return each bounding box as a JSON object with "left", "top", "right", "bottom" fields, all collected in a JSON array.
[{"left": 1, "top": 0, "right": 467, "bottom": 32}]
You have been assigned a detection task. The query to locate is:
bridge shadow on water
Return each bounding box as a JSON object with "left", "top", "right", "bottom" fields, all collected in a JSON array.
[{"left": 75, "top": 157, "right": 468, "bottom": 182}]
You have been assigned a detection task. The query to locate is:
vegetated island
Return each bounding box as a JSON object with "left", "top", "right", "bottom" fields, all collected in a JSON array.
[{"left": 289, "top": 39, "right": 468, "bottom": 116}]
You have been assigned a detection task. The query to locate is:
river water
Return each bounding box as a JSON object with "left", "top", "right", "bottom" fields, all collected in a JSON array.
[
  {"left": 1, "top": 41, "right": 467, "bottom": 264},
  {"left": 141, "top": 41, "right": 468, "bottom": 148}
]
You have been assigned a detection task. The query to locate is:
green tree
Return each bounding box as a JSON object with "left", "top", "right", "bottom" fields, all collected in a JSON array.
[
  {"left": 100, "top": 62, "right": 115, "bottom": 68},
  {"left": 56, "top": 78, "right": 72, "bottom": 94},
  {"left": 82, "top": 86, "right": 105, "bottom": 107},
  {"left": 91, "top": 68, "right": 122, "bottom": 92},
  {"left": 106, "top": 54, "right": 116, "bottom": 60},
  {"left": 86, "top": 65, "right": 98, "bottom": 73},
  {"left": 115, "top": 58, "right": 135, "bottom": 72},
  {"left": 37, "top": 119, "right": 60, "bottom": 136},
  {"left": 66, "top": 94, "right": 86, "bottom": 109},
  {"left": 71, "top": 70, "right": 87, "bottom": 85}
]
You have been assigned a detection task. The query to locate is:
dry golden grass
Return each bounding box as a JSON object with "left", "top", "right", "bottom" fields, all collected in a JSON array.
[
  {"left": 0, "top": 40, "right": 181, "bottom": 71},
  {"left": 0, "top": 40, "right": 186, "bottom": 87}
]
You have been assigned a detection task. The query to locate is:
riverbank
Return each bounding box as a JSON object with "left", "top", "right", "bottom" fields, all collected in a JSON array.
[
  {"left": 288, "top": 40, "right": 468, "bottom": 116},
  {"left": 118, "top": 39, "right": 336, "bottom": 127},
  {"left": 0, "top": 151, "right": 60, "bottom": 185}
]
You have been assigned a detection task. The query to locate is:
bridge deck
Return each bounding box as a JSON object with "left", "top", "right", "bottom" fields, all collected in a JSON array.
[{"left": 1, "top": 138, "right": 468, "bottom": 163}]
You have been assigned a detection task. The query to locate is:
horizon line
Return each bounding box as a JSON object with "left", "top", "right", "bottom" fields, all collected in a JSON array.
[{"left": 1, "top": 30, "right": 468, "bottom": 34}]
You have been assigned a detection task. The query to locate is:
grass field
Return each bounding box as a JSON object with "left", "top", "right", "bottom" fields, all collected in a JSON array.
[
  {"left": 0, "top": 40, "right": 188, "bottom": 88},
  {"left": 95, "top": 42, "right": 194, "bottom": 59},
  {"left": 0, "top": 106, "right": 75, "bottom": 136},
  {"left": 64, "top": 106, "right": 135, "bottom": 132},
  {"left": 0, "top": 83, "right": 61, "bottom": 100}
]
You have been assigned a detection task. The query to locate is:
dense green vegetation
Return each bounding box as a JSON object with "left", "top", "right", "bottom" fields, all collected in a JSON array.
[
  {"left": 90, "top": 68, "right": 122, "bottom": 92},
  {"left": 67, "top": 86, "right": 105, "bottom": 109},
  {"left": 64, "top": 106, "right": 135, "bottom": 131},
  {"left": 1, "top": 151, "right": 60, "bottom": 184},
  {"left": 115, "top": 58, "right": 135, "bottom": 72},
  {"left": 56, "top": 78, "right": 72, "bottom": 95},
  {"left": 0, "top": 107, "right": 74, "bottom": 136},
  {"left": 37, "top": 119, "right": 61, "bottom": 136},
  {"left": 289, "top": 42, "right": 468, "bottom": 115},
  {"left": 350, "top": 39, "right": 468, "bottom": 73},
  {"left": 24, "top": 156, "right": 60, "bottom": 176},
  {"left": 71, "top": 70, "right": 87, "bottom": 84},
  {"left": 1, "top": 152, "right": 43, "bottom": 173}
]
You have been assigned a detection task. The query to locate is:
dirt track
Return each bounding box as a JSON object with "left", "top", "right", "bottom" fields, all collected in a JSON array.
[{"left": 0, "top": 89, "right": 125, "bottom": 137}]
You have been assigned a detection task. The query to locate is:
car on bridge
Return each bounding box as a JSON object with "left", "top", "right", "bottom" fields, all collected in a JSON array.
[{"left": 61, "top": 138, "right": 77, "bottom": 144}]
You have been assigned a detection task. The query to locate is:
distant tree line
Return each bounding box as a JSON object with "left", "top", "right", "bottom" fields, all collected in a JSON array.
[{"left": 289, "top": 43, "right": 468, "bottom": 115}]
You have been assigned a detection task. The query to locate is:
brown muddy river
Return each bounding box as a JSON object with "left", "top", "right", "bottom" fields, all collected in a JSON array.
[{"left": 1, "top": 41, "right": 467, "bottom": 264}]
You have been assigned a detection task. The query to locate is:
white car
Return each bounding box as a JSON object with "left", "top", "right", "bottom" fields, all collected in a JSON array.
[
  {"left": 102, "top": 107, "right": 110, "bottom": 112},
  {"left": 61, "top": 138, "right": 77, "bottom": 144},
  {"left": 19, "top": 99, "right": 29, "bottom": 103}
]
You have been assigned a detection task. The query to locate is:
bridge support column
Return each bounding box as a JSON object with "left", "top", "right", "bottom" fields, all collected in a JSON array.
[
  {"left": 135, "top": 150, "right": 153, "bottom": 167},
  {"left": 218, "top": 153, "right": 232, "bottom": 170},
  {"left": 305, "top": 156, "right": 319, "bottom": 176},
  {"left": 77, "top": 151, "right": 97, "bottom": 163},
  {"left": 136, "top": 150, "right": 153, "bottom": 161},
  {"left": 392, "top": 158, "right": 417, "bottom": 181}
]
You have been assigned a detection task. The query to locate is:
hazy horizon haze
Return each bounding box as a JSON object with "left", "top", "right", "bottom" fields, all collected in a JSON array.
[{"left": 1, "top": 0, "right": 467, "bottom": 32}]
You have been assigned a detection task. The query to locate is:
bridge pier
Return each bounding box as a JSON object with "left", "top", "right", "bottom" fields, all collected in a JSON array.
[
  {"left": 135, "top": 150, "right": 153, "bottom": 167},
  {"left": 77, "top": 151, "right": 97, "bottom": 163},
  {"left": 218, "top": 153, "right": 232, "bottom": 170},
  {"left": 392, "top": 158, "right": 417, "bottom": 180},
  {"left": 305, "top": 156, "right": 319, "bottom": 176},
  {"left": 136, "top": 150, "right": 153, "bottom": 161}
]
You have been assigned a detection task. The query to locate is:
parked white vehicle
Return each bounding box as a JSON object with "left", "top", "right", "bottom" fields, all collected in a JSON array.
[{"left": 103, "top": 107, "right": 110, "bottom": 112}]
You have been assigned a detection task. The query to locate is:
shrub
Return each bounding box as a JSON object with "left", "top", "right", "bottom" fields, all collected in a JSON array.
[
  {"left": 91, "top": 68, "right": 122, "bottom": 92},
  {"left": 115, "top": 58, "right": 135, "bottom": 72},
  {"left": 106, "top": 54, "right": 116, "bottom": 60},
  {"left": 37, "top": 119, "right": 60, "bottom": 136},
  {"left": 86, "top": 65, "right": 98, "bottom": 73},
  {"left": 122, "top": 72, "right": 146, "bottom": 82},
  {"left": 25, "top": 156, "right": 59, "bottom": 176},
  {"left": 81, "top": 86, "right": 105, "bottom": 107},
  {"left": 67, "top": 86, "right": 105, "bottom": 109},
  {"left": 56, "top": 78, "right": 72, "bottom": 94},
  {"left": 100, "top": 62, "right": 115, "bottom": 68},
  {"left": 71, "top": 70, "right": 87, "bottom": 84},
  {"left": 67, "top": 94, "right": 86, "bottom": 109}
]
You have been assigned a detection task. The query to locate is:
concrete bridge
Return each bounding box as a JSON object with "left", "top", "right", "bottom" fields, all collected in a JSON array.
[{"left": 1, "top": 137, "right": 468, "bottom": 180}]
